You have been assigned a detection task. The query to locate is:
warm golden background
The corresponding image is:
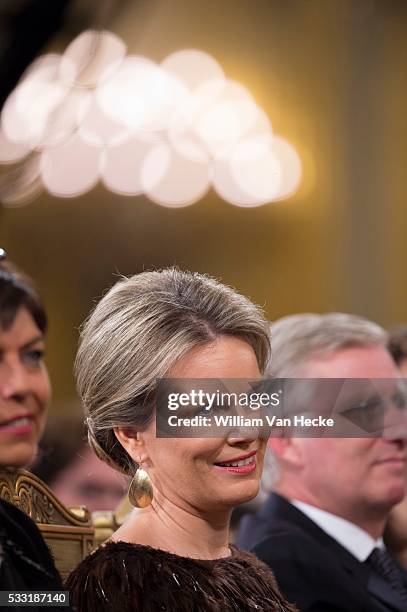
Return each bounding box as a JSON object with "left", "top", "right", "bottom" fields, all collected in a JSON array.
[{"left": 0, "top": 0, "right": 406, "bottom": 407}]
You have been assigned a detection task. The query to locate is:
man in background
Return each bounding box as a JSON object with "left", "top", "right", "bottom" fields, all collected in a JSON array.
[
  {"left": 388, "top": 325, "right": 407, "bottom": 377},
  {"left": 237, "top": 313, "right": 407, "bottom": 612},
  {"left": 383, "top": 325, "right": 407, "bottom": 569}
]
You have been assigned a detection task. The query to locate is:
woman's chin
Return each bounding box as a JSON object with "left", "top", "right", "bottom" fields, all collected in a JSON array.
[
  {"left": 0, "top": 442, "right": 36, "bottom": 469},
  {"left": 221, "top": 481, "right": 260, "bottom": 507}
]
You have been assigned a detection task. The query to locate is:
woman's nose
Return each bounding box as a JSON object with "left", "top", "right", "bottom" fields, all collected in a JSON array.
[
  {"left": 0, "top": 359, "right": 29, "bottom": 400},
  {"left": 226, "top": 427, "right": 260, "bottom": 445}
]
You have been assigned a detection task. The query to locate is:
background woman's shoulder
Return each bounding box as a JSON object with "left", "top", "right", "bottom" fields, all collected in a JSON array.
[{"left": 0, "top": 499, "right": 63, "bottom": 588}]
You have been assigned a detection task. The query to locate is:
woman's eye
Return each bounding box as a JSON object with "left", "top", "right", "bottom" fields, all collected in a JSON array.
[{"left": 22, "top": 349, "right": 45, "bottom": 366}]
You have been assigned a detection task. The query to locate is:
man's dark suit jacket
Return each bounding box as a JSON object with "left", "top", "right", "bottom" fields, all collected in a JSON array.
[{"left": 236, "top": 492, "right": 407, "bottom": 612}]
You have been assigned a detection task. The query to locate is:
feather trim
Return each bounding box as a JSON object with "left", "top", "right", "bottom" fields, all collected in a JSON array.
[{"left": 66, "top": 541, "right": 297, "bottom": 611}]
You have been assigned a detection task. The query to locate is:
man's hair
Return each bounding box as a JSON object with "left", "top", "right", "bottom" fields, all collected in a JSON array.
[
  {"left": 388, "top": 325, "right": 407, "bottom": 366},
  {"left": 263, "top": 312, "right": 389, "bottom": 491},
  {"left": 267, "top": 312, "right": 388, "bottom": 377}
]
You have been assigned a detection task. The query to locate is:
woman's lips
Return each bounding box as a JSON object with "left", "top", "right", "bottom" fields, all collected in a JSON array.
[
  {"left": 214, "top": 452, "right": 257, "bottom": 474},
  {"left": 0, "top": 416, "right": 34, "bottom": 436}
]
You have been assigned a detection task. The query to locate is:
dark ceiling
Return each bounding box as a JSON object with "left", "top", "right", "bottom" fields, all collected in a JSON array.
[
  {"left": 0, "top": 0, "right": 71, "bottom": 108},
  {"left": 0, "top": 0, "right": 133, "bottom": 108}
]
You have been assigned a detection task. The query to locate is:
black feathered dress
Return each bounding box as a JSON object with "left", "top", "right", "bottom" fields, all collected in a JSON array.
[{"left": 66, "top": 541, "right": 297, "bottom": 612}]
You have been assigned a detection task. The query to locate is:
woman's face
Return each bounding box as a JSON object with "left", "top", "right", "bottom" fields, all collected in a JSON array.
[
  {"left": 0, "top": 307, "right": 50, "bottom": 467},
  {"left": 140, "top": 335, "right": 266, "bottom": 513}
]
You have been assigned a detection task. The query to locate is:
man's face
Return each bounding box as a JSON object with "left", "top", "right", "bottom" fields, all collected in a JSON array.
[
  {"left": 399, "top": 357, "right": 407, "bottom": 378},
  {"left": 291, "top": 345, "right": 407, "bottom": 517}
]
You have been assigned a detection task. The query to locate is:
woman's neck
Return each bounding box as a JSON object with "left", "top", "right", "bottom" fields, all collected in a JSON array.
[{"left": 112, "top": 490, "right": 232, "bottom": 560}]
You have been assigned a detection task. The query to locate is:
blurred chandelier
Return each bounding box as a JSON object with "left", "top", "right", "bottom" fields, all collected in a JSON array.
[{"left": 0, "top": 30, "right": 302, "bottom": 208}]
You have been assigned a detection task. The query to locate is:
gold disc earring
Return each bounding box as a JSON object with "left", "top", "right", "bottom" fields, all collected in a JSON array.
[{"left": 128, "top": 461, "right": 153, "bottom": 508}]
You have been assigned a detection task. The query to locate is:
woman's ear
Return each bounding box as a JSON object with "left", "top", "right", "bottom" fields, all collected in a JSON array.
[{"left": 114, "top": 427, "right": 143, "bottom": 461}]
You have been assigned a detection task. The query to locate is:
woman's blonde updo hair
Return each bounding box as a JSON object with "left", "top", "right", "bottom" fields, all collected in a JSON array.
[{"left": 75, "top": 268, "right": 270, "bottom": 475}]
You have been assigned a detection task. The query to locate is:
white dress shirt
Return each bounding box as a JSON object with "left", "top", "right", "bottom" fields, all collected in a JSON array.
[{"left": 292, "top": 499, "right": 383, "bottom": 562}]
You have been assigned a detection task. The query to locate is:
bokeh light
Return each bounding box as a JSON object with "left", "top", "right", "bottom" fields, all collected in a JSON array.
[
  {"left": 230, "top": 136, "right": 282, "bottom": 204},
  {"left": 96, "top": 56, "right": 188, "bottom": 133},
  {"left": 80, "top": 95, "right": 130, "bottom": 146},
  {"left": 101, "top": 137, "right": 153, "bottom": 196},
  {"left": 193, "top": 80, "right": 259, "bottom": 158},
  {"left": 161, "top": 49, "right": 225, "bottom": 91},
  {"left": 0, "top": 30, "right": 302, "bottom": 207},
  {"left": 41, "top": 134, "right": 101, "bottom": 197},
  {"left": 60, "top": 30, "right": 126, "bottom": 88},
  {"left": 270, "top": 135, "right": 302, "bottom": 201},
  {"left": 2, "top": 56, "right": 70, "bottom": 148},
  {"left": 0, "top": 156, "right": 42, "bottom": 208},
  {"left": 0, "top": 128, "right": 30, "bottom": 164},
  {"left": 141, "top": 143, "right": 210, "bottom": 207}
]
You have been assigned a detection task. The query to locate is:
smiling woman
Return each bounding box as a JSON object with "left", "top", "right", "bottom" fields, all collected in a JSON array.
[
  {"left": 0, "top": 307, "right": 49, "bottom": 467},
  {"left": 66, "top": 268, "right": 296, "bottom": 612},
  {"left": 0, "top": 257, "right": 67, "bottom": 605},
  {"left": 0, "top": 259, "right": 49, "bottom": 468}
]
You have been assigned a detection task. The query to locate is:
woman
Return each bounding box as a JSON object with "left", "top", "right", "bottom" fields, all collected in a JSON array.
[
  {"left": 0, "top": 254, "right": 65, "bottom": 599},
  {"left": 32, "top": 413, "right": 128, "bottom": 512},
  {"left": 67, "top": 268, "right": 296, "bottom": 611}
]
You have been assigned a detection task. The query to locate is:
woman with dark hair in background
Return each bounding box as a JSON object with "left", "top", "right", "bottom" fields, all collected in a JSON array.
[
  {"left": 67, "top": 268, "right": 296, "bottom": 612},
  {"left": 0, "top": 251, "right": 66, "bottom": 602},
  {"left": 32, "top": 411, "right": 128, "bottom": 513}
]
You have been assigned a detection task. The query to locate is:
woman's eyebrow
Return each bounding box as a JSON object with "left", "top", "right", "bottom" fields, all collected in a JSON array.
[{"left": 20, "top": 335, "right": 45, "bottom": 349}]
